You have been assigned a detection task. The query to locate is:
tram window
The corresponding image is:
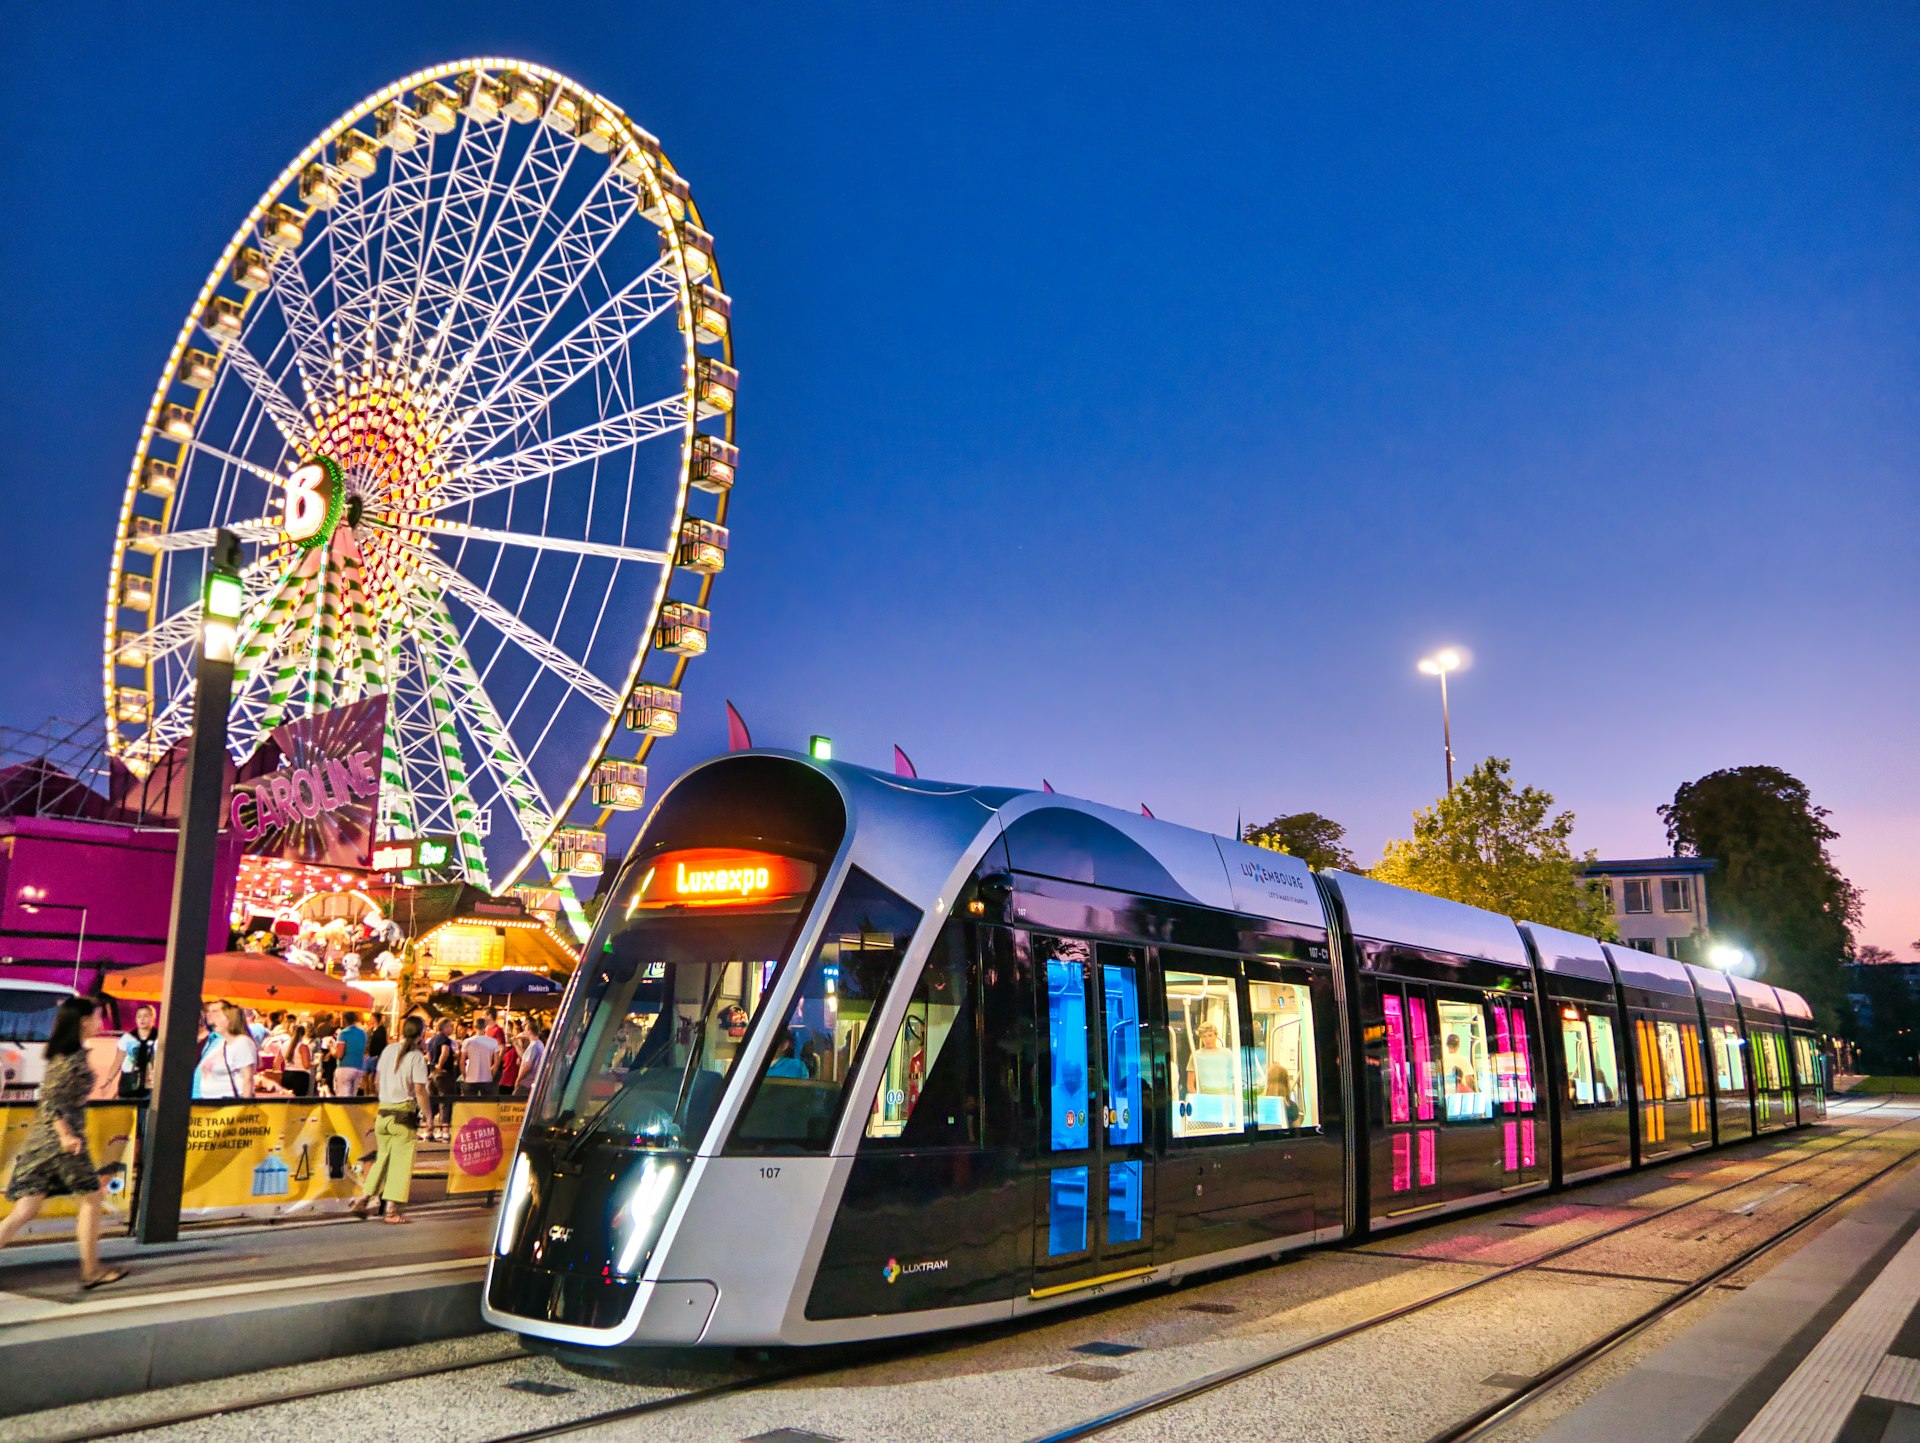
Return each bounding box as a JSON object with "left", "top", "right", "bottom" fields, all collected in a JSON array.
[
  {"left": 733, "top": 869, "right": 921, "bottom": 1152},
  {"left": 529, "top": 856, "right": 817, "bottom": 1150},
  {"left": 1709, "top": 1023, "right": 1733, "bottom": 1090},
  {"left": 1166, "top": 967, "right": 1244, "bottom": 1138},
  {"left": 1248, "top": 979, "right": 1317, "bottom": 1131},
  {"left": 1712, "top": 1024, "right": 1745, "bottom": 1091},
  {"left": 1655, "top": 1021, "right": 1689, "bottom": 1101},
  {"left": 863, "top": 916, "right": 980, "bottom": 1147},
  {"left": 1794, "top": 1035, "right": 1817, "bottom": 1087},
  {"left": 1561, "top": 1009, "right": 1595, "bottom": 1107},
  {"left": 1586, "top": 1013, "right": 1621, "bottom": 1105},
  {"left": 1755, "top": 1031, "right": 1784, "bottom": 1090},
  {"left": 1435, "top": 997, "right": 1494, "bottom": 1122}
]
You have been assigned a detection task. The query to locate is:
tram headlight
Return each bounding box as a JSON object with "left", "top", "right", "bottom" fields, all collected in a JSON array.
[
  {"left": 613, "top": 1158, "right": 679, "bottom": 1278},
  {"left": 497, "top": 1153, "right": 535, "bottom": 1257}
]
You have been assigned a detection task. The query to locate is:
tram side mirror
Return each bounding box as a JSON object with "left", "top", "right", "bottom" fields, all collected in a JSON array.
[{"left": 968, "top": 873, "right": 1012, "bottom": 918}]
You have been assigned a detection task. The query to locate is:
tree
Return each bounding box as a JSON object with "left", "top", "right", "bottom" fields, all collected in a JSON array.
[
  {"left": 1660, "top": 766, "right": 1861, "bottom": 1025},
  {"left": 1244, "top": 812, "right": 1357, "bottom": 872},
  {"left": 1369, "top": 758, "right": 1615, "bottom": 936},
  {"left": 1858, "top": 944, "right": 1899, "bottom": 966}
]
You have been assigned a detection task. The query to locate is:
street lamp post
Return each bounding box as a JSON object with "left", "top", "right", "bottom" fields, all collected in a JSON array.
[
  {"left": 136, "top": 529, "right": 242, "bottom": 1246},
  {"left": 1417, "top": 649, "right": 1464, "bottom": 792}
]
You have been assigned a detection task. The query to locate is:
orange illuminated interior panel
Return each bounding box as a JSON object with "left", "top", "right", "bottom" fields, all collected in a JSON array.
[{"left": 628, "top": 848, "right": 816, "bottom": 909}]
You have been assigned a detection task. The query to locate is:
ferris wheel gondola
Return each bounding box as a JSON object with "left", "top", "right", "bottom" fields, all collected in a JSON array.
[{"left": 102, "top": 60, "right": 736, "bottom": 928}]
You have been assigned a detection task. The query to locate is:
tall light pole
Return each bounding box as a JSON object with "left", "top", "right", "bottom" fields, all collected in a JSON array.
[
  {"left": 137, "top": 529, "right": 242, "bottom": 1246},
  {"left": 1417, "top": 649, "right": 1464, "bottom": 792}
]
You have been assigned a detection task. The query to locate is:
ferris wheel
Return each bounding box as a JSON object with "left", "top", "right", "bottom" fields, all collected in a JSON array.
[{"left": 102, "top": 59, "right": 736, "bottom": 923}]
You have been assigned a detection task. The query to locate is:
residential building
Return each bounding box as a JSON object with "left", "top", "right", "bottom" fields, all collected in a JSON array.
[{"left": 1579, "top": 856, "right": 1715, "bottom": 961}]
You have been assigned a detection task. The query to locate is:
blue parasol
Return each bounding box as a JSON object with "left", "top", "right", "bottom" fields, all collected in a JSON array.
[{"left": 435, "top": 968, "right": 566, "bottom": 1004}]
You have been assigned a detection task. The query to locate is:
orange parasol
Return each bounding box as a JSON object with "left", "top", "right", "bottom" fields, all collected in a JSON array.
[{"left": 102, "top": 952, "right": 376, "bottom": 1011}]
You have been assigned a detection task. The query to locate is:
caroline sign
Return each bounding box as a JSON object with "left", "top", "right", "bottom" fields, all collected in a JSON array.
[{"left": 228, "top": 696, "right": 386, "bottom": 868}]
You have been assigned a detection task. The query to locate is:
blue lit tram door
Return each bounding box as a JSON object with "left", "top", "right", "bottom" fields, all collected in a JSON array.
[{"left": 1032, "top": 934, "right": 1153, "bottom": 1290}]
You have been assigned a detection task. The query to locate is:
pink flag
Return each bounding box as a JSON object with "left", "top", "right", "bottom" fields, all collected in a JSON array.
[
  {"left": 1140, "top": 804, "right": 1155, "bottom": 819},
  {"left": 725, "top": 701, "right": 752, "bottom": 752},
  {"left": 893, "top": 746, "right": 917, "bottom": 779}
]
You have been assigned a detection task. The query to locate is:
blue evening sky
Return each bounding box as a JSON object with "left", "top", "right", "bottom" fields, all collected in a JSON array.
[{"left": 3, "top": 6, "right": 1915, "bottom": 950}]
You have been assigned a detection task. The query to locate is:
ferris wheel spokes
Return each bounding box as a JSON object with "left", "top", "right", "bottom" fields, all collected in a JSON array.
[
  {"left": 256, "top": 228, "right": 337, "bottom": 418},
  {"left": 412, "top": 550, "right": 621, "bottom": 714},
  {"left": 446, "top": 260, "right": 680, "bottom": 463},
  {"left": 430, "top": 393, "right": 688, "bottom": 511},
  {"left": 428, "top": 521, "right": 667, "bottom": 566},
  {"left": 206, "top": 331, "right": 312, "bottom": 449}
]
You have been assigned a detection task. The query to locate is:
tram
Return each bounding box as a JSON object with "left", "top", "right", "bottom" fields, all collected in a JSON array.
[{"left": 484, "top": 752, "right": 1828, "bottom": 1350}]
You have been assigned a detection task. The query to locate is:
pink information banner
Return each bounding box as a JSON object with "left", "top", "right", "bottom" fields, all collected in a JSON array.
[{"left": 228, "top": 696, "right": 386, "bottom": 868}]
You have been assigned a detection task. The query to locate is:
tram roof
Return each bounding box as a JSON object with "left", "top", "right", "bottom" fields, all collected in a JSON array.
[
  {"left": 1317, "top": 870, "right": 1530, "bottom": 969},
  {"left": 1731, "top": 973, "right": 1785, "bottom": 1015},
  {"left": 1602, "top": 943, "right": 1696, "bottom": 999},
  {"left": 1684, "top": 961, "right": 1739, "bottom": 1003},
  {"left": 1517, "top": 921, "right": 1613, "bottom": 985}
]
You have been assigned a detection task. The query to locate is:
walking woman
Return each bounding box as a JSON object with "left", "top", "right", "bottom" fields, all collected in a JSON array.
[
  {"left": 0, "top": 997, "right": 128, "bottom": 1288},
  {"left": 350, "top": 1015, "right": 430, "bottom": 1224}
]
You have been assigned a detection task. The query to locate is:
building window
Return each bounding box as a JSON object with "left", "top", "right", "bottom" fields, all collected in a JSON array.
[
  {"left": 1623, "top": 879, "right": 1652, "bottom": 914},
  {"left": 1661, "top": 878, "right": 1691, "bottom": 913}
]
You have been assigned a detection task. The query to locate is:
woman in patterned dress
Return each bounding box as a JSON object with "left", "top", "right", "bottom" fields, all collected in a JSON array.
[{"left": 0, "top": 996, "right": 128, "bottom": 1288}]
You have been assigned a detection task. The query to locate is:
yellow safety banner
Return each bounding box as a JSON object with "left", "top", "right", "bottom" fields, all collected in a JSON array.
[
  {"left": 177, "top": 1100, "right": 378, "bottom": 1218},
  {"left": 0, "top": 1104, "right": 140, "bottom": 1222},
  {"left": 446, "top": 1099, "right": 526, "bottom": 1193}
]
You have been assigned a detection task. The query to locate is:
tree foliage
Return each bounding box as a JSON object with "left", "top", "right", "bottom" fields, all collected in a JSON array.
[
  {"left": 1858, "top": 944, "right": 1899, "bottom": 966},
  {"left": 1370, "top": 758, "right": 1615, "bottom": 936},
  {"left": 1659, "top": 765, "right": 1860, "bottom": 1024},
  {"left": 1244, "top": 812, "right": 1357, "bottom": 872}
]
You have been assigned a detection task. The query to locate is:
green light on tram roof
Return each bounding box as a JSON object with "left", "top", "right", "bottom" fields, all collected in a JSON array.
[{"left": 809, "top": 735, "right": 832, "bottom": 761}]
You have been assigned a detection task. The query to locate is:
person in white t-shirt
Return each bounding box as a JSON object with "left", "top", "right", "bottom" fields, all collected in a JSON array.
[
  {"left": 459, "top": 1027, "right": 501, "bottom": 1098},
  {"left": 350, "top": 1016, "right": 432, "bottom": 1224},
  {"left": 194, "top": 1001, "right": 259, "bottom": 1100}
]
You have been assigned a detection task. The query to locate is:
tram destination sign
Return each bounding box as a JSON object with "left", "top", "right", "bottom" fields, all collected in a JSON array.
[
  {"left": 227, "top": 695, "right": 387, "bottom": 868},
  {"left": 633, "top": 849, "right": 816, "bottom": 908}
]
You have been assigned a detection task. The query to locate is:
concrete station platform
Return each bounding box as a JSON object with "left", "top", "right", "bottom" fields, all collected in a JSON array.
[
  {"left": 0, "top": 1204, "right": 494, "bottom": 1418},
  {"left": 1540, "top": 1136, "right": 1920, "bottom": 1443}
]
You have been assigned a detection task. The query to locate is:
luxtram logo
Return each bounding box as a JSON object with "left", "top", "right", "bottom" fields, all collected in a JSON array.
[{"left": 883, "top": 1256, "right": 948, "bottom": 1284}]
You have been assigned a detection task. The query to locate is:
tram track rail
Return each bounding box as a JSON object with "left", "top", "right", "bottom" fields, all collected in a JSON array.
[
  {"left": 1419, "top": 1131, "right": 1920, "bottom": 1443},
  {"left": 1024, "top": 1103, "right": 1917, "bottom": 1443},
  {"left": 38, "top": 1101, "right": 1904, "bottom": 1443}
]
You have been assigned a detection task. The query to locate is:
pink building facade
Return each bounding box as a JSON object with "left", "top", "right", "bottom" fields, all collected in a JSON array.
[{"left": 0, "top": 815, "right": 240, "bottom": 993}]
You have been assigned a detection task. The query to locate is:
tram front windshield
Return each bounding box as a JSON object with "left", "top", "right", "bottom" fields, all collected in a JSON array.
[{"left": 533, "top": 849, "right": 819, "bottom": 1151}]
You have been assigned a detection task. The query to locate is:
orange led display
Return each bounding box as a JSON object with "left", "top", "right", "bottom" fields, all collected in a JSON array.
[{"left": 631, "top": 848, "right": 815, "bottom": 908}]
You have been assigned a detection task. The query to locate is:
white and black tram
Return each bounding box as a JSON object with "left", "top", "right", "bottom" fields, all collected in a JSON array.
[{"left": 484, "top": 752, "right": 1829, "bottom": 1350}]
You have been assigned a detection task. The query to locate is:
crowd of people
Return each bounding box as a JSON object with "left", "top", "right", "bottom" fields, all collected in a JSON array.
[
  {"left": 105, "top": 1001, "right": 551, "bottom": 1107},
  {"left": 108, "top": 1000, "right": 550, "bottom": 1221}
]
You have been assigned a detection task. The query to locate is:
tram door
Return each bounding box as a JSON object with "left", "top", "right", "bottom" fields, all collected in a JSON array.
[{"left": 1031, "top": 935, "right": 1154, "bottom": 1292}]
